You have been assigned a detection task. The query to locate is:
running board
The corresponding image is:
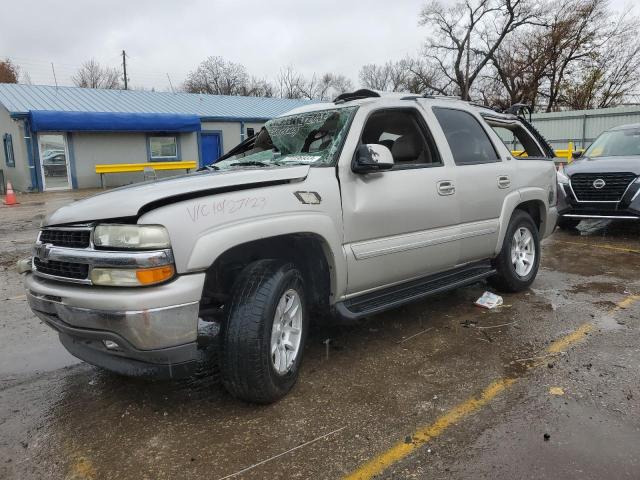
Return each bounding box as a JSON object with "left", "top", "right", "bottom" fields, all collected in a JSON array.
[{"left": 335, "top": 261, "right": 495, "bottom": 320}]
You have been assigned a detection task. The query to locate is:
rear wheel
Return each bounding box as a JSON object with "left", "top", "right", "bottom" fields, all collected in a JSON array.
[
  {"left": 220, "top": 259, "right": 308, "bottom": 404},
  {"left": 558, "top": 216, "right": 581, "bottom": 230},
  {"left": 490, "top": 210, "right": 541, "bottom": 293}
]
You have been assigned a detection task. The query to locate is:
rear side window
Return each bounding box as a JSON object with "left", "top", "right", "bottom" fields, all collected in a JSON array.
[
  {"left": 433, "top": 108, "right": 499, "bottom": 165},
  {"left": 488, "top": 122, "right": 544, "bottom": 158}
]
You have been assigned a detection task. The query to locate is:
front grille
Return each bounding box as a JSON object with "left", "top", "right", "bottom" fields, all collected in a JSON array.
[
  {"left": 570, "top": 172, "right": 637, "bottom": 201},
  {"left": 40, "top": 229, "right": 91, "bottom": 249},
  {"left": 33, "top": 258, "right": 88, "bottom": 280}
]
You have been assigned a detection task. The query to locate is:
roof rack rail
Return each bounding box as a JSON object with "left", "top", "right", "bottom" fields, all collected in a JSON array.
[
  {"left": 422, "top": 94, "right": 461, "bottom": 100},
  {"left": 334, "top": 89, "right": 381, "bottom": 103}
]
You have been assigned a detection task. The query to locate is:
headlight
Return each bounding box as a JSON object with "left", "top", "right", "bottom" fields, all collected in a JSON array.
[
  {"left": 93, "top": 224, "right": 171, "bottom": 249},
  {"left": 556, "top": 170, "right": 570, "bottom": 185},
  {"left": 90, "top": 265, "right": 175, "bottom": 287}
]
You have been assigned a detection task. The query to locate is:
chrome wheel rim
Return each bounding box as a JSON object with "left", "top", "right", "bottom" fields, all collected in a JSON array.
[
  {"left": 511, "top": 226, "right": 535, "bottom": 277},
  {"left": 270, "top": 289, "right": 303, "bottom": 375}
]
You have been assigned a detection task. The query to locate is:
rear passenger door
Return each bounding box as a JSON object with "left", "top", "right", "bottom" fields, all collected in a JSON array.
[{"left": 431, "top": 107, "right": 513, "bottom": 264}]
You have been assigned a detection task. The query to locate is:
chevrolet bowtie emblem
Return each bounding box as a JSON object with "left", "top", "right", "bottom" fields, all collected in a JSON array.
[{"left": 34, "top": 243, "right": 53, "bottom": 262}]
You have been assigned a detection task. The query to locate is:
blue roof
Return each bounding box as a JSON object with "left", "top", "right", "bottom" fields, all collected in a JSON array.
[{"left": 0, "top": 84, "right": 312, "bottom": 121}]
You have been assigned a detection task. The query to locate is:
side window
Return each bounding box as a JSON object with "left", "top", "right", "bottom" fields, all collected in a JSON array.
[
  {"left": 488, "top": 122, "right": 544, "bottom": 158},
  {"left": 148, "top": 135, "right": 178, "bottom": 161},
  {"left": 361, "top": 109, "right": 441, "bottom": 168},
  {"left": 3, "top": 133, "right": 15, "bottom": 167},
  {"left": 433, "top": 108, "right": 499, "bottom": 165}
]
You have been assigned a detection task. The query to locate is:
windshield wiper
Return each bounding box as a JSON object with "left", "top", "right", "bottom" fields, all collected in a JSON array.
[
  {"left": 197, "top": 164, "right": 220, "bottom": 172},
  {"left": 228, "top": 160, "right": 271, "bottom": 168}
]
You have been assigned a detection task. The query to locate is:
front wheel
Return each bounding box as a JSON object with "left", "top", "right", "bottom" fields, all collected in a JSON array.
[
  {"left": 489, "top": 210, "right": 541, "bottom": 293},
  {"left": 220, "top": 259, "right": 308, "bottom": 404}
]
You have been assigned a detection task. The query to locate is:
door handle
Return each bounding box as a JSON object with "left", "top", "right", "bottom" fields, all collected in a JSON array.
[
  {"left": 497, "top": 175, "right": 511, "bottom": 189},
  {"left": 437, "top": 180, "right": 455, "bottom": 196}
]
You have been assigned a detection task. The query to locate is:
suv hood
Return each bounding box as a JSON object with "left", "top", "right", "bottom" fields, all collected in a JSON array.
[
  {"left": 565, "top": 155, "right": 640, "bottom": 176},
  {"left": 45, "top": 165, "right": 310, "bottom": 226}
]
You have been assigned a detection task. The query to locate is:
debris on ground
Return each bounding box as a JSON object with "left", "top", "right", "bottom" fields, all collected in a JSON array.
[
  {"left": 474, "top": 292, "right": 504, "bottom": 309},
  {"left": 549, "top": 387, "right": 565, "bottom": 396},
  {"left": 461, "top": 319, "right": 478, "bottom": 328},
  {"left": 543, "top": 433, "right": 551, "bottom": 441}
]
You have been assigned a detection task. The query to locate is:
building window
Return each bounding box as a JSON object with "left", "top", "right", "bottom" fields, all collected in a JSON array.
[
  {"left": 148, "top": 135, "right": 178, "bottom": 161},
  {"left": 3, "top": 133, "right": 15, "bottom": 167},
  {"left": 246, "top": 127, "right": 255, "bottom": 137}
]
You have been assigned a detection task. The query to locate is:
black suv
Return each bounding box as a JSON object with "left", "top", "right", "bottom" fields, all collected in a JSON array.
[{"left": 557, "top": 123, "right": 640, "bottom": 229}]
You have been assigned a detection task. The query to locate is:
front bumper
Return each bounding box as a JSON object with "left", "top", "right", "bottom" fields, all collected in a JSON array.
[
  {"left": 25, "top": 272, "right": 208, "bottom": 378},
  {"left": 557, "top": 182, "right": 640, "bottom": 221}
]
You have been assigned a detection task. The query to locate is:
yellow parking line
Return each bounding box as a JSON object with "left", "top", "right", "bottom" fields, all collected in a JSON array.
[
  {"left": 614, "top": 295, "right": 640, "bottom": 310},
  {"left": 546, "top": 323, "right": 592, "bottom": 354},
  {"left": 343, "top": 295, "right": 639, "bottom": 480},
  {"left": 554, "top": 240, "right": 640, "bottom": 255},
  {"left": 343, "top": 378, "right": 516, "bottom": 480}
]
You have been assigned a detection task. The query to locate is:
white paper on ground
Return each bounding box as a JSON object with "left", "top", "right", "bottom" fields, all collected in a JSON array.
[{"left": 474, "top": 291, "right": 504, "bottom": 309}]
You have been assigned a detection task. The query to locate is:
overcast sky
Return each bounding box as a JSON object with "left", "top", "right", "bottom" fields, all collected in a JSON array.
[{"left": 0, "top": 0, "right": 634, "bottom": 91}]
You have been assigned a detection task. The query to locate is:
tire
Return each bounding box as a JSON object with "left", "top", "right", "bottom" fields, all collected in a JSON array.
[
  {"left": 489, "top": 210, "right": 541, "bottom": 293},
  {"left": 558, "top": 216, "right": 581, "bottom": 230},
  {"left": 220, "top": 259, "right": 308, "bottom": 404}
]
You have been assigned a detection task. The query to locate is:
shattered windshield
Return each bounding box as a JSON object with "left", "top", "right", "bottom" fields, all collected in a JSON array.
[
  {"left": 585, "top": 128, "right": 640, "bottom": 158},
  {"left": 215, "top": 106, "right": 357, "bottom": 169}
]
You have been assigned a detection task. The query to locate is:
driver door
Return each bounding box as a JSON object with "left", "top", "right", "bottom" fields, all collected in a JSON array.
[{"left": 339, "top": 107, "right": 460, "bottom": 296}]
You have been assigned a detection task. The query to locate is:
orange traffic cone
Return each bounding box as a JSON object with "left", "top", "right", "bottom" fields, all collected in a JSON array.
[{"left": 3, "top": 182, "right": 18, "bottom": 206}]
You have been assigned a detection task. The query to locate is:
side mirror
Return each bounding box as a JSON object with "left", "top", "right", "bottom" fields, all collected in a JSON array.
[
  {"left": 571, "top": 150, "right": 583, "bottom": 159},
  {"left": 352, "top": 144, "right": 394, "bottom": 173}
]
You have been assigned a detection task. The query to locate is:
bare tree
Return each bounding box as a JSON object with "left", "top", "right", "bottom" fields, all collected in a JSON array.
[
  {"left": 184, "top": 56, "right": 249, "bottom": 95},
  {"left": 539, "top": 0, "right": 608, "bottom": 111},
  {"left": 419, "top": 0, "right": 542, "bottom": 100},
  {"left": 487, "top": 0, "right": 640, "bottom": 111},
  {"left": 276, "top": 66, "right": 305, "bottom": 99},
  {"left": 487, "top": 27, "right": 550, "bottom": 108},
  {"left": 0, "top": 58, "right": 20, "bottom": 84},
  {"left": 72, "top": 59, "right": 120, "bottom": 89},
  {"left": 21, "top": 71, "right": 33, "bottom": 85},
  {"left": 359, "top": 58, "right": 450, "bottom": 94},
  {"left": 298, "top": 72, "right": 354, "bottom": 100},
  {"left": 558, "top": 7, "right": 640, "bottom": 109},
  {"left": 241, "top": 76, "right": 275, "bottom": 97},
  {"left": 359, "top": 63, "right": 392, "bottom": 90}
]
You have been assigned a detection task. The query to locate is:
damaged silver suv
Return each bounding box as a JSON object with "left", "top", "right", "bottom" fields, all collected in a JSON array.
[{"left": 20, "top": 90, "right": 558, "bottom": 403}]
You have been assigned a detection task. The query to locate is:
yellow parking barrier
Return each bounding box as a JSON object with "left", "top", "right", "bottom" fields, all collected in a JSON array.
[
  {"left": 511, "top": 141, "right": 584, "bottom": 164},
  {"left": 95, "top": 160, "right": 197, "bottom": 188}
]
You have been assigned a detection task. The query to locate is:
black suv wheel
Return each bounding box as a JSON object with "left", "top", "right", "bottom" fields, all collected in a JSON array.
[{"left": 220, "top": 259, "right": 308, "bottom": 404}]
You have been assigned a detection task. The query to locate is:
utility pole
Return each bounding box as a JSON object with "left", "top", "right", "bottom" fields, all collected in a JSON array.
[
  {"left": 166, "top": 73, "right": 175, "bottom": 93},
  {"left": 51, "top": 62, "right": 58, "bottom": 89},
  {"left": 121, "top": 50, "right": 128, "bottom": 90}
]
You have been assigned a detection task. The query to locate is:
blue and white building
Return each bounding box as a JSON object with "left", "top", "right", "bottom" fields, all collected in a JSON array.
[{"left": 0, "top": 84, "right": 309, "bottom": 191}]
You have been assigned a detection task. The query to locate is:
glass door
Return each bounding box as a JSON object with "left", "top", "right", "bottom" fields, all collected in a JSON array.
[{"left": 38, "top": 133, "right": 71, "bottom": 190}]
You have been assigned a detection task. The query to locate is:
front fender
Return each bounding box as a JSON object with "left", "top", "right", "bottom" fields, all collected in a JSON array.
[{"left": 187, "top": 212, "right": 346, "bottom": 297}]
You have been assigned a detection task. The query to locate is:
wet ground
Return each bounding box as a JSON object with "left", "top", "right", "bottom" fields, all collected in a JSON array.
[{"left": 1, "top": 191, "right": 639, "bottom": 480}]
